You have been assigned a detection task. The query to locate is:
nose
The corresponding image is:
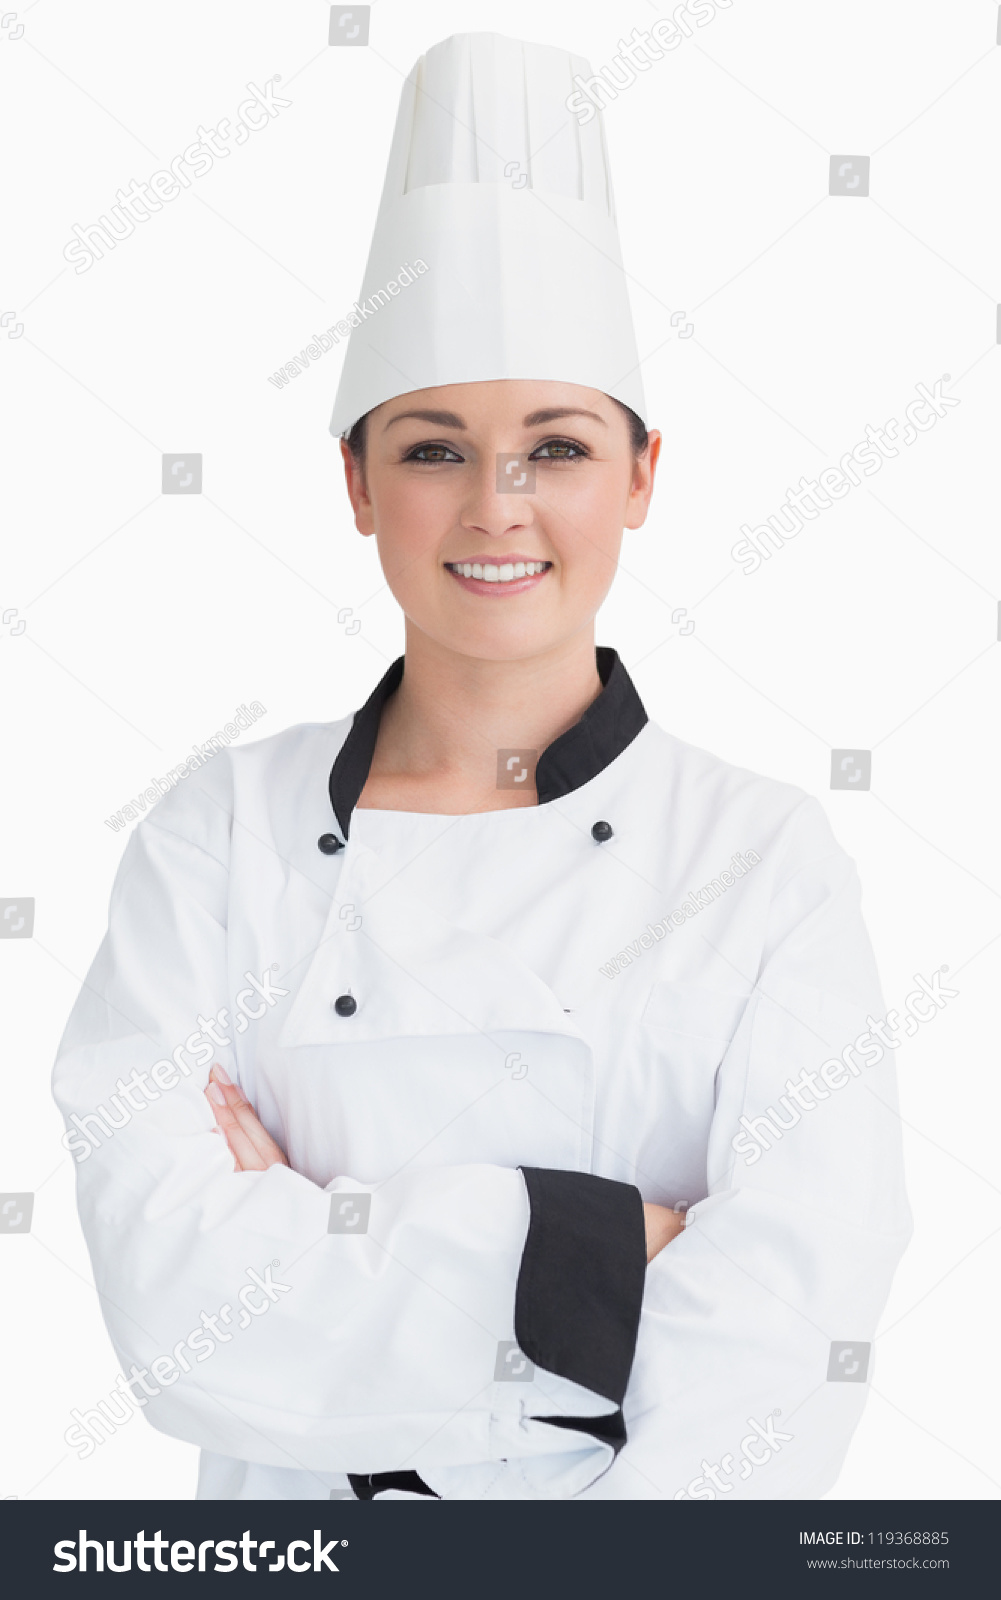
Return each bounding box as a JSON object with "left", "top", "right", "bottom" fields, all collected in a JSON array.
[{"left": 460, "top": 455, "right": 535, "bottom": 539}]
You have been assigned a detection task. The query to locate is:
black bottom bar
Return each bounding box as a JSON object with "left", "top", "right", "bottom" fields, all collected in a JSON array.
[{"left": 0, "top": 1499, "right": 987, "bottom": 1595}]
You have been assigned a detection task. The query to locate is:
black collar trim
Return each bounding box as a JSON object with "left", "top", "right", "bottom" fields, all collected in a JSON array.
[{"left": 327, "top": 645, "right": 647, "bottom": 838}]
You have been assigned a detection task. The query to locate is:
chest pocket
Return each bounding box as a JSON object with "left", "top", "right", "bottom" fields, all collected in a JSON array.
[
  {"left": 637, "top": 980, "right": 753, "bottom": 1107},
  {"left": 640, "top": 981, "right": 751, "bottom": 1043}
]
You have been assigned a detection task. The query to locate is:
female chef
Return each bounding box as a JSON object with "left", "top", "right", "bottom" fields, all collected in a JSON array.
[{"left": 53, "top": 32, "right": 911, "bottom": 1501}]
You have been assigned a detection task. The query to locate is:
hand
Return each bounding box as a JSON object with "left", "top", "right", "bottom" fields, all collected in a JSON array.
[
  {"left": 205, "top": 1064, "right": 289, "bottom": 1172},
  {"left": 643, "top": 1202, "right": 687, "bottom": 1263}
]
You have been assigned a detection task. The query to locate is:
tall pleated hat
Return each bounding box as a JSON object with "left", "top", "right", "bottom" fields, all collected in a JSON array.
[{"left": 329, "top": 30, "right": 646, "bottom": 437}]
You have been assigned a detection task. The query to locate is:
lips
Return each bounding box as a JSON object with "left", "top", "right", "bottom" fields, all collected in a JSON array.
[
  {"left": 443, "top": 558, "right": 552, "bottom": 596},
  {"left": 444, "top": 559, "right": 551, "bottom": 584}
]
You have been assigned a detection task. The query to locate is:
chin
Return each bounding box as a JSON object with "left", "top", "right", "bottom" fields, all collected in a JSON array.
[{"left": 421, "top": 615, "right": 571, "bottom": 664}]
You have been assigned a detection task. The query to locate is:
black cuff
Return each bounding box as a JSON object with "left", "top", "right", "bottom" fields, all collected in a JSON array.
[
  {"left": 348, "top": 1470, "right": 439, "bottom": 1500},
  {"left": 530, "top": 1409, "right": 627, "bottom": 1451},
  {"left": 515, "top": 1167, "right": 646, "bottom": 1406}
]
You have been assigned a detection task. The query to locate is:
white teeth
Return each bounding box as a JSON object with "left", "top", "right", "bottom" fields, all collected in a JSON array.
[{"left": 449, "top": 560, "right": 549, "bottom": 582}]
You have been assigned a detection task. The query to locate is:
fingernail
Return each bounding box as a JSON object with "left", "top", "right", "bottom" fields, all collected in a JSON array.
[
  {"left": 206, "top": 1082, "right": 226, "bottom": 1105},
  {"left": 212, "top": 1064, "right": 234, "bottom": 1087}
]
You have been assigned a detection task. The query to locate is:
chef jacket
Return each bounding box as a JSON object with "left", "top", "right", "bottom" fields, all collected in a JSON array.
[{"left": 52, "top": 647, "right": 911, "bottom": 1500}]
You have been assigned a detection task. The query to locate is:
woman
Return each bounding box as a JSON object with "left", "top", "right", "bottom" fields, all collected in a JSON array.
[{"left": 53, "top": 32, "right": 910, "bottom": 1502}]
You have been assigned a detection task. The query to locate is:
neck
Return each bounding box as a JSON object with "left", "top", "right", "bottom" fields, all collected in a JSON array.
[{"left": 370, "top": 626, "right": 604, "bottom": 801}]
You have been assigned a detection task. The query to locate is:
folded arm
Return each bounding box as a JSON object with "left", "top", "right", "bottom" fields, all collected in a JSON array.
[
  {"left": 575, "top": 802, "right": 913, "bottom": 1500},
  {"left": 53, "top": 810, "right": 649, "bottom": 1496}
]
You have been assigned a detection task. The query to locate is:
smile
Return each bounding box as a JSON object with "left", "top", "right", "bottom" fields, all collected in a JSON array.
[{"left": 445, "top": 560, "right": 551, "bottom": 586}]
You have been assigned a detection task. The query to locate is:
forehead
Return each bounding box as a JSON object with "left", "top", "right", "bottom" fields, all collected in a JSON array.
[{"left": 375, "top": 379, "right": 617, "bottom": 430}]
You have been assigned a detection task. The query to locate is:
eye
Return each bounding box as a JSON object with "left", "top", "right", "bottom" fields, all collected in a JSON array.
[
  {"left": 403, "top": 441, "right": 464, "bottom": 464},
  {"left": 530, "top": 437, "right": 590, "bottom": 461}
]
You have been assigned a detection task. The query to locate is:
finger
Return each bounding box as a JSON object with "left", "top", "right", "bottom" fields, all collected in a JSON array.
[
  {"left": 231, "top": 1105, "right": 288, "bottom": 1167},
  {"left": 212, "top": 1082, "right": 287, "bottom": 1167},
  {"left": 207, "top": 1070, "right": 288, "bottom": 1168},
  {"left": 215, "top": 1110, "right": 271, "bottom": 1172},
  {"left": 205, "top": 1087, "right": 268, "bottom": 1171},
  {"left": 205, "top": 1078, "right": 272, "bottom": 1170},
  {"left": 208, "top": 1068, "right": 266, "bottom": 1136}
]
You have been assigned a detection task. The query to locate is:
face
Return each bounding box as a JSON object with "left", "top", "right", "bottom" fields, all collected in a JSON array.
[{"left": 340, "top": 379, "right": 661, "bottom": 664}]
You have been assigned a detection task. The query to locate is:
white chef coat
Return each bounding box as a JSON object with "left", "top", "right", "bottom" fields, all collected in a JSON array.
[{"left": 52, "top": 647, "right": 911, "bottom": 1500}]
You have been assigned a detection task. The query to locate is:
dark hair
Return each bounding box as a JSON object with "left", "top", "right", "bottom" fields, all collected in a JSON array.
[
  {"left": 616, "top": 399, "right": 650, "bottom": 458},
  {"left": 343, "top": 396, "right": 649, "bottom": 466}
]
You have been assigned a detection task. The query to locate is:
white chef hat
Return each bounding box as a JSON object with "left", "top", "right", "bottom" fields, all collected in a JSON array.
[{"left": 329, "top": 30, "right": 647, "bottom": 438}]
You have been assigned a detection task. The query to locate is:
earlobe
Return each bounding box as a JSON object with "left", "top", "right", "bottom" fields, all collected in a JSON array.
[
  {"left": 624, "top": 428, "right": 661, "bottom": 529},
  {"left": 352, "top": 492, "right": 375, "bottom": 538}
]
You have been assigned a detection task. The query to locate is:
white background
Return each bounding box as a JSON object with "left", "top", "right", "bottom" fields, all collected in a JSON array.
[{"left": 0, "top": 0, "right": 998, "bottom": 1500}]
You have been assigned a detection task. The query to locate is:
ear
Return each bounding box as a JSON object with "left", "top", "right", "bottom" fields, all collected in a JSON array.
[
  {"left": 624, "top": 429, "right": 662, "bottom": 531},
  {"left": 340, "top": 438, "right": 375, "bottom": 537}
]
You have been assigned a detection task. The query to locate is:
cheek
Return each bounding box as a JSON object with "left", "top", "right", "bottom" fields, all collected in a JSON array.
[
  {"left": 547, "top": 480, "right": 626, "bottom": 582},
  {"left": 371, "top": 485, "right": 447, "bottom": 592}
]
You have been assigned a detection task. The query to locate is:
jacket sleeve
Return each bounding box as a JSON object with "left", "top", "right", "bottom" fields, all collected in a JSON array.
[
  {"left": 52, "top": 799, "right": 646, "bottom": 1492},
  {"left": 573, "top": 797, "right": 914, "bottom": 1500}
]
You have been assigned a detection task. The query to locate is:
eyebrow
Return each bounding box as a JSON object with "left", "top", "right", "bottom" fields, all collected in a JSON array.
[
  {"left": 382, "top": 406, "right": 608, "bottom": 431},
  {"left": 383, "top": 408, "right": 466, "bottom": 430},
  {"left": 522, "top": 407, "right": 607, "bottom": 427}
]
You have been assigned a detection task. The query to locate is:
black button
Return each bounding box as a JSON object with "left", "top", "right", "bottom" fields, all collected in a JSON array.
[
  {"left": 318, "top": 833, "right": 344, "bottom": 855},
  {"left": 333, "top": 994, "right": 357, "bottom": 1017},
  {"left": 591, "top": 820, "right": 613, "bottom": 843}
]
